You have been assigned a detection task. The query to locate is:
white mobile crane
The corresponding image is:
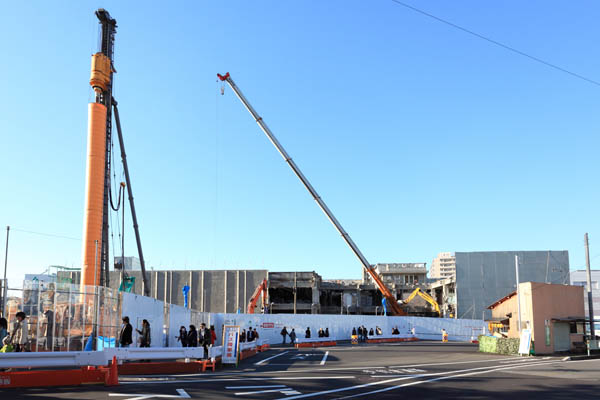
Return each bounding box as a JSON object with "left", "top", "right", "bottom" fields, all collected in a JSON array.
[{"left": 218, "top": 72, "right": 406, "bottom": 316}]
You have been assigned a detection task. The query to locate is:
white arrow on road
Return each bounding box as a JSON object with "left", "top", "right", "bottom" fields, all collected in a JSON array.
[{"left": 109, "top": 388, "right": 191, "bottom": 400}]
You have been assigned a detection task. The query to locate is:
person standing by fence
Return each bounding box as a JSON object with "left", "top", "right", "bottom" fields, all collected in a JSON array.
[
  {"left": 14, "top": 312, "right": 29, "bottom": 352},
  {"left": 0, "top": 318, "right": 7, "bottom": 345},
  {"left": 119, "top": 316, "right": 133, "bottom": 348},
  {"left": 136, "top": 319, "right": 151, "bottom": 348},
  {"left": 253, "top": 328, "right": 259, "bottom": 342},
  {"left": 178, "top": 326, "right": 188, "bottom": 347},
  {"left": 43, "top": 309, "right": 54, "bottom": 351},
  {"left": 187, "top": 325, "right": 198, "bottom": 347},
  {"left": 210, "top": 325, "right": 216, "bottom": 346},
  {"left": 198, "top": 323, "right": 210, "bottom": 359},
  {"left": 281, "top": 326, "right": 288, "bottom": 344},
  {"left": 289, "top": 328, "right": 296, "bottom": 345}
]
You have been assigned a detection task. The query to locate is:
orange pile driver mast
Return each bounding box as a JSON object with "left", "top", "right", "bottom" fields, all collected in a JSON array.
[
  {"left": 218, "top": 73, "right": 405, "bottom": 316},
  {"left": 82, "top": 9, "right": 150, "bottom": 296},
  {"left": 81, "top": 9, "right": 116, "bottom": 291}
]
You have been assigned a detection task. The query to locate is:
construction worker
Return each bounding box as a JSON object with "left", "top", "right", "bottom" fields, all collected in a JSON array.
[{"left": 442, "top": 328, "right": 448, "bottom": 343}]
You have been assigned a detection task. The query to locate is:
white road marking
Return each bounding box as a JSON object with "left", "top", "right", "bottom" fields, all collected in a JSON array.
[
  {"left": 175, "top": 389, "right": 190, "bottom": 399},
  {"left": 363, "top": 368, "right": 426, "bottom": 375},
  {"left": 276, "top": 359, "right": 558, "bottom": 399},
  {"left": 235, "top": 388, "right": 293, "bottom": 395},
  {"left": 499, "top": 356, "right": 550, "bottom": 364},
  {"left": 320, "top": 351, "right": 329, "bottom": 365},
  {"left": 122, "top": 376, "right": 355, "bottom": 385},
  {"left": 131, "top": 356, "right": 525, "bottom": 379},
  {"left": 337, "top": 359, "right": 571, "bottom": 399},
  {"left": 108, "top": 388, "right": 191, "bottom": 399},
  {"left": 226, "top": 385, "right": 287, "bottom": 389},
  {"left": 255, "top": 351, "right": 289, "bottom": 365},
  {"left": 250, "top": 356, "right": 526, "bottom": 373}
]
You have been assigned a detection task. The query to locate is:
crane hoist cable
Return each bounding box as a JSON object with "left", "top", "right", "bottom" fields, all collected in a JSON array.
[{"left": 217, "top": 72, "right": 406, "bottom": 316}]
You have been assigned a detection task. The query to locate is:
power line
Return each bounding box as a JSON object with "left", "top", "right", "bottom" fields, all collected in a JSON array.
[
  {"left": 391, "top": 0, "right": 600, "bottom": 87},
  {"left": 10, "top": 228, "right": 81, "bottom": 241}
]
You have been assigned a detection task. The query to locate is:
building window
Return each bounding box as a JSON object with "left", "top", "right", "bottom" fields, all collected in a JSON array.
[{"left": 570, "top": 323, "right": 578, "bottom": 334}]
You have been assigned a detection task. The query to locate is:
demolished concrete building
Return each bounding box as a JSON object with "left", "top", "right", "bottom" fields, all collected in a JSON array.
[{"left": 59, "top": 262, "right": 437, "bottom": 316}]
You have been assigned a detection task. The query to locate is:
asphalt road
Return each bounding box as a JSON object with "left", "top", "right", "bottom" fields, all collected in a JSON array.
[{"left": 2, "top": 342, "right": 599, "bottom": 399}]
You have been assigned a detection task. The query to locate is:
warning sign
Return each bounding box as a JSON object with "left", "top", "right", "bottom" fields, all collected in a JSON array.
[{"left": 222, "top": 325, "right": 240, "bottom": 365}]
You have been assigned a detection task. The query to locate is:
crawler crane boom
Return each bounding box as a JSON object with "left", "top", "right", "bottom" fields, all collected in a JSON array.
[{"left": 218, "top": 72, "right": 405, "bottom": 316}]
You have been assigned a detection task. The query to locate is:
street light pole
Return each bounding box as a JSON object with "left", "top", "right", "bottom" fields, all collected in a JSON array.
[{"left": 1, "top": 226, "right": 9, "bottom": 317}]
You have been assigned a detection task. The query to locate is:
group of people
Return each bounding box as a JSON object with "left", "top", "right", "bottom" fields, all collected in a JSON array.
[
  {"left": 118, "top": 316, "right": 152, "bottom": 348},
  {"left": 303, "top": 326, "right": 330, "bottom": 339},
  {"left": 317, "top": 327, "right": 330, "bottom": 338},
  {"left": 352, "top": 325, "right": 383, "bottom": 341},
  {"left": 176, "top": 323, "right": 216, "bottom": 358},
  {"left": 279, "top": 326, "right": 331, "bottom": 344},
  {"left": 0, "top": 312, "right": 28, "bottom": 352},
  {"left": 240, "top": 327, "right": 259, "bottom": 343},
  {"left": 279, "top": 326, "right": 297, "bottom": 344}
]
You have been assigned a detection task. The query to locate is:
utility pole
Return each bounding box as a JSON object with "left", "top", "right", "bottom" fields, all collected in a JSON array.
[
  {"left": 293, "top": 272, "right": 297, "bottom": 315},
  {"left": 584, "top": 233, "right": 595, "bottom": 340},
  {"left": 515, "top": 255, "right": 522, "bottom": 332},
  {"left": 1, "top": 226, "right": 9, "bottom": 317}
]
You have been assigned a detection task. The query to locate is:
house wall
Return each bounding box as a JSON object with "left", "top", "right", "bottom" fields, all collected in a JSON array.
[
  {"left": 524, "top": 282, "right": 585, "bottom": 354},
  {"left": 489, "top": 295, "right": 519, "bottom": 338},
  {"left": 489, "top": 282, "right": 585, "bottom": 353}
]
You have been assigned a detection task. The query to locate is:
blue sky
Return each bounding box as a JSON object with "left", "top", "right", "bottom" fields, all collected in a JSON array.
[{"left": 1, "top": 1, "right": 599, "bottom": 287}]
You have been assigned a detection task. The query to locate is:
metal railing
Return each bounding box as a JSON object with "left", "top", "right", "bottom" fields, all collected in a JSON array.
[{"left": 0, "top": 347, "right": 206, "bottom": 369}]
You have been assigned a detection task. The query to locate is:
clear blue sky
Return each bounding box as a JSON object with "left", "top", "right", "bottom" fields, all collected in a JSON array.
[{"left": 1, "top": 1, "right": 599, "bottom": 287}]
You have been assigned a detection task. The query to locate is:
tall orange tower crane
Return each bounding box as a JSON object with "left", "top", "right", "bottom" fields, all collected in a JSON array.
[
  {"left": 218, "top": 73, "right": 406, "bottom": 316},
  {"left": 81, "top": 9, "right": 149, "bottom": 296}
]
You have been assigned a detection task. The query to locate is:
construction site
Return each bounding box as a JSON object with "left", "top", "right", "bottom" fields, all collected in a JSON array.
[
  {"left": 0, "top": 4, "right": 598, "bottom": 397},
  {"left": 0, "top": 7, "right": 445, "bottom": 322},
  {"left": 59, "top": 263, "right": 440, "bottom": 316}
]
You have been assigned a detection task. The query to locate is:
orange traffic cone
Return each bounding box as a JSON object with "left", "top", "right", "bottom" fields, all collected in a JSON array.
[{"left": 106, "top": 355, "right": 119, "bottom": 386}]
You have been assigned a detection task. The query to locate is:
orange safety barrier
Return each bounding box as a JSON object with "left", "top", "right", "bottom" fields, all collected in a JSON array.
[
  {"left": 366, "top": 337, "right": 419, "bottom": 344},
  {"left": 240, "top": 348, "right": 258, "bottom": 360},
  {"left": 0, "top": 356, "right": 118, "bottom": 389},
  {"left": 295, "top": 340, "right": 337, "bottom": 348},
  {"left": 258, "top": 344, "right": 270, "bottom": 352},
  {"left": 203, "top": 357, "right": 221, "bottom": 372},
  {"left": 118, "top": 361, "right": 205, "bottom": 375},
  {"left": 117, "top": 356, "right": 224, "bottom": 375}
]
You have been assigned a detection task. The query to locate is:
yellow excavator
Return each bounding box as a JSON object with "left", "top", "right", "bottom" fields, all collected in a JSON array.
[{"left": 401, "top": 288, "right": 441, "bottom": 316}]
